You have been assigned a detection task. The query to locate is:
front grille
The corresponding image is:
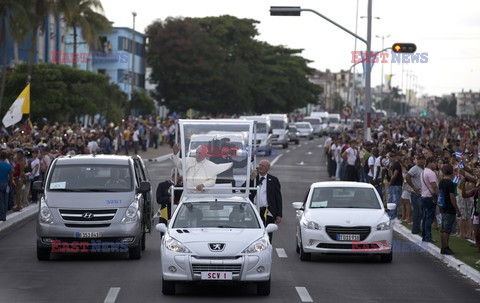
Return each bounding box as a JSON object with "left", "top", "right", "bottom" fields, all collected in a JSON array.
[
  {"left": 46, "top": 237, "right": 127, "bottom": 243},
  {"left": 325, "top": 226, "right": 371, "bottom": 241},
  {"left": 192, "top": 264, "right": 242, "bottom": 275},
  {"left": 317, "top": 243, "right": 379, "bottom": 250},
  {"left": 65, "top": 223, "right": 111, "bottom": 228},
  {"left": 59, "top": 209, "right": 117, "bottom": 222}
]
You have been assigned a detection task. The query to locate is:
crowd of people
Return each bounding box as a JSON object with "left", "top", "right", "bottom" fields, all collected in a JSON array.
[
  {"left": 0, "top": 115, "right": 178, "bottom": 221},
  {"left": 324, "top": 116, "right": 480, "bottom": 257}
]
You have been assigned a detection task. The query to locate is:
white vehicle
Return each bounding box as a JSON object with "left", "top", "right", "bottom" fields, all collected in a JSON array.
[
  {"left": 310, "top": 112, "right": 329, "bottom": 135},
  {"left": 303, "top": 117, "right": 322, "bottom": 137},
  {"left": 263, "top": 114, "right": 289, "bottom": 149},
  {"left": 156, "top": 119, "right": 277, "bottom": 296},
  {"left": 294, "top": 122, "right": 314, "bottom": 140},
  {"left": 292, "top": 181, "right": 395, "bottom": 263},
  {"left": 327, "top": 113, "right": 341, "bottom": 134},
  {"left": 240, "top": 115, "right": 272, "bottom": 155}
]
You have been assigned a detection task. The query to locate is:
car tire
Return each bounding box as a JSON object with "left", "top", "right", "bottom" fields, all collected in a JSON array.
[
  {"left": 283, "top": 142, "right": 288, "bottom": 149},
  {"left": 295, "top": 140, "right": 299, "bottom": 145},
  {"left": 141, "top": 231, "right": 146, "bottom": 251},
  {"left": 257, "top": 278, "right": 271, "bottom": 296},
  {"left": 380, "top": 251, "right": 393, "bottom": 263},
  {"left": 37, "top": 243, "right": 50, "bottom": 261},
  {"left": 129, "top": 241, "right": 142, "bottom": 260},
  {"left": 296, "top": 241, "right": 300, "bottom": 253},
  {"left": 309, "top": 136, "right": 313, "bottom": 140},
  {"left": 299, "top": 239, "right": 311, "bottom": 261},
  {"left": 162, "top": 278, "right": 176, "bottom": 295}
]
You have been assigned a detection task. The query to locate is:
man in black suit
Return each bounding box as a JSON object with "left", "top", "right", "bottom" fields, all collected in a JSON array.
[
  {"left": 248, "top": 159, "right": 282, "bottom": 242},
  {"left": 156, "top": 172, "right": 183, "bottom": 221}
]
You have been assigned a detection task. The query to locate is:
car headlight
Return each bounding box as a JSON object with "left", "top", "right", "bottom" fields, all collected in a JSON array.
[
  {"left": 121, "top": 200, "right": 139, "bottom": 224},
  {"left": 164, "top": 233, "right": 191, "bottom": 253},
  {"left": 301, "top": 217, "right": 321, "bottom": 230},
  {"left": 242, "top": 234, "right": 269, "bottom": 253},
  {"left": 39, "top": 197, "right": 54, "bottom": 224},
  {"left": 376, "top": 221, "right": 392, "bottom": 230}
]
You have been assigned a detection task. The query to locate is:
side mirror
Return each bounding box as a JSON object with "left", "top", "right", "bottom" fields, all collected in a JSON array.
[
  {"left": 386, "top": 203, "right": 396, "bottom": 211},
  {"left": 155, "top": 223, "right": 167, "bottom": 233},
  {"left": 292, "top": 202, "right": 304, "bottom": 210},
  {"left": 265, "top": 223, "right": 278, "bottom": 233},
  {"left": 32, "top": 180, "right": 44, "bottom": 192},
  {"left": 138, "top": 181, "right": 151, "bottom": 193}
]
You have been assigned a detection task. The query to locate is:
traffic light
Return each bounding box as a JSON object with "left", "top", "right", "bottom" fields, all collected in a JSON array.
[{"left": 392, "top": 43, "right": 417, "bottom": 53}]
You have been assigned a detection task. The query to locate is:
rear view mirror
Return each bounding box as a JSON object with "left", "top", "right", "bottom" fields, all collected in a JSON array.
[
  {"left": 266, "top": 224, "right": 278, "bottom": 233},
  {"left": 138, "top": 181, "right": 151, "bottom": 193}
]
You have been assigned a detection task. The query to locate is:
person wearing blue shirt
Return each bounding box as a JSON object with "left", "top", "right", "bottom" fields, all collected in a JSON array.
[{"left": 0, "top": 151, "right": 13, "bottom": 221}]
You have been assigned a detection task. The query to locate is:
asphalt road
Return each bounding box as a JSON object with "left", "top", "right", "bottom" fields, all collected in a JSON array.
[{"left": 1, "top": 137, "right": 479, "bottom": 303}]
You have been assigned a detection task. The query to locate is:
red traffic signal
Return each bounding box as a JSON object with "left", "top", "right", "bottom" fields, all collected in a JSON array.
[{"left": 392, "top": 43, "right": 417, "bottom": 53}]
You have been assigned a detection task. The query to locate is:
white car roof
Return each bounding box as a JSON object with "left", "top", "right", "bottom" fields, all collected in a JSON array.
[
  {"left": 310, "top": 181, "right": 376, "bottom": 189},
  {"left": 180, "top": 196, "right": 251, "bottom": 204}
]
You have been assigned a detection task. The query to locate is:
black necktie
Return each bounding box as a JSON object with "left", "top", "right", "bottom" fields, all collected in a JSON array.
[{"left": 259, "top": 176, "right": 265, "bottom": 185}]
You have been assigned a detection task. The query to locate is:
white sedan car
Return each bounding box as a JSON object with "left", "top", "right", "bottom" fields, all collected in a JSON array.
[
  {"left": 156, "top": 197, "right": 277, "bottom": 295},
  {"left": 293, "top": 181, "right": 395, "bottom": 262}
]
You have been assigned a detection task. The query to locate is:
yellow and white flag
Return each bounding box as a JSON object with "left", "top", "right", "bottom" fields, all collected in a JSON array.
[{"left": 2, "top": 83, "right": 30, "bottom": 128}]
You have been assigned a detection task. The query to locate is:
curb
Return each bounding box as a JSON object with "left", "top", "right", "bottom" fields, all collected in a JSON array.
[
  {"left": 0, "top": 204, "right": 37, "bottom": 234},
  {"left": 393, "top": 223, "right": 480, "bottom": 285}
]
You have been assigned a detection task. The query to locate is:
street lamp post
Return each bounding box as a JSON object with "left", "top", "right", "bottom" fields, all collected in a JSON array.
[
  {"left": 376, "top": 34, "right": 390, "bottom": 112},
  {"left": 131, "top": 12, "right": 137, "bottom": 113},
  {"left": 270, "top": 2, "right": 374, "bottom": 141}
]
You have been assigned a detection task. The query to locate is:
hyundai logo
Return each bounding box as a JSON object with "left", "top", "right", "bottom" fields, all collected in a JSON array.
[
  {"left": 209, "top": 243, "right": 225, "bottom": 252},
  {"left": 82, "top": 212, "right": 94, "bottom": 219}
]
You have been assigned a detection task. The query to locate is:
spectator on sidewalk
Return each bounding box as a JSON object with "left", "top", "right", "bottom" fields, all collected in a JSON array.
[
  {"left": 0, "top": 151, "right": 12, "bottom": 221},
  {"left": 406, "top": 154, "right": 425, "bottom": 234},
  {"left": 421, "top": 157, "right": 439, "bottom": 243},
  {"left": 439, "top": 163, "right": 462, "bottom": 254}
]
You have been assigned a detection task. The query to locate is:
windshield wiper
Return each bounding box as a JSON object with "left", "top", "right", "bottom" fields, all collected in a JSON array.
[{"left": 216, "top": 225, "right": 239, "bottom": 228}]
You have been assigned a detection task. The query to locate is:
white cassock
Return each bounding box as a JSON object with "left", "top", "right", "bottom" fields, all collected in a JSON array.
[{"left": 171, "top": 154, "right": 233, "bottom": 189}]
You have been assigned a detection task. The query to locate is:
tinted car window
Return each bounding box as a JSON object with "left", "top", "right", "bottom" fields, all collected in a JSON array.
[{"left": 309, "top": 187, "right": 380, "bottom": 209}]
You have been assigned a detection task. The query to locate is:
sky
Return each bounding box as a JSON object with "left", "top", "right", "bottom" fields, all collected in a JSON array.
[{"left": 100, "top": 0, "right": 480, "bottom": 97}]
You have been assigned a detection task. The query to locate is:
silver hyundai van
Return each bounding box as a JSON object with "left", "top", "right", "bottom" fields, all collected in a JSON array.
[{"left": 34, "top": 155, "right": 153, "bottom": 260}]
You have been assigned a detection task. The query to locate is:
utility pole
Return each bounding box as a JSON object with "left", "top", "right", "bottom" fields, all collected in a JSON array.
[{"left": 130, "top": 12, "right": 137, "bottom": 116}]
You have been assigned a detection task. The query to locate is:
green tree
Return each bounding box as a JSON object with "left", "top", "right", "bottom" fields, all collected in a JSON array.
[
  {"left": 128, "top": 91, "right": 155, "bottom": 116},
  {"left": 1, "top": 64, "right": 127, "bottom": 123},
  {"left": 56, "top": 0, "right": 111, "bottom": 68}
]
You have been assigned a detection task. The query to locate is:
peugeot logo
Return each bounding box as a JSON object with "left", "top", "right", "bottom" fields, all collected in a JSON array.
[
  {"left": 209, "top": 243, "right": 225, "bottom": 252},
  {"left": 82, "top": 212, "right": 94, "bottom": 219}
]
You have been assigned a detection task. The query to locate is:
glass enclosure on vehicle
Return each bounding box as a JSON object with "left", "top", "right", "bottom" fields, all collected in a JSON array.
[
  {"left": 172, "top": 201, "right": 261, "bottom": 228},
  {"left": 176, "top": 120, "right": 254, "bottom": 195},
  {"left": 47, "top": 164, "right": 133, "bottom": 192},
  {"left": 309, "top": 187, "right": 381, "bottom": 209}
]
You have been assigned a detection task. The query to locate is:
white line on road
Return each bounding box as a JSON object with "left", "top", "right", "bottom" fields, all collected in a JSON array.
[
  {"left": 270, "top": 154, "right": 283, "bottom": 166},
  {"left": 104, "top": 287, "right": 121, "bottom": 303},
  {"left": 286, "top": 150, "right": 290, "bottom": 153},
  {"left": 276, "top": 248, "right": 288, "bottom": 258},
  {"left": 295, "top": 287, "right": 313, "bottom": 302}
]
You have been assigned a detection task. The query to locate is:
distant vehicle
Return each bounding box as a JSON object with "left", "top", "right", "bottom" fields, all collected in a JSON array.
[
  {"left": 34, "top": 155, "right": 153, "bottom": 260},
  {"left": 292, "top": 181, "right": 395, "bottom": 263},
  {"left": 288, "top": 124, "right": 300, "bottom": 145},
  {"left": 303, "top": 117, "right": 323, "bottom": 137},
  {"left": 295, "top": 122, "right": 314, "bottom": 140},
  {"left": 327, "top": 114, "right": 341, "bottom": 135},
  {"left": 263, "top": 114, "right": 289, "bottom": 149},
  {"left": 310, "top": 112, "right": 329, "bottom": 136},
  {"left": 240, "top": 116, "right": 273, "bottom": 156}
]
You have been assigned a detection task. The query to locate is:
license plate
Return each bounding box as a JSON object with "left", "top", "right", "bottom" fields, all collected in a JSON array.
[
  {"left": 75, "top": 232, "right": 101, "bottom": 238},
  {"left": 337, "top": 234, "right": 360, "bottom": 241},
  {"left": 201, "top": 272, "right": 233, "bottom": 280}
]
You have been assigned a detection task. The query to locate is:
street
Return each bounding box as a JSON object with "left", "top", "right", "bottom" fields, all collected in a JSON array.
[{"left": 0, "top": 138, "right": 479, "bottom": 303}]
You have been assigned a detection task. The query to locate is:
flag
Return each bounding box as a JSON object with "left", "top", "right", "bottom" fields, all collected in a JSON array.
[
  {"left": 385, "top": 74, "right": 392, "bottom": 92},
  {"left": 455, "top": 151, "right": 463, "bottom": 159},
  {"left": 2, "top": 84, "right": 30, "bottom": 127}
]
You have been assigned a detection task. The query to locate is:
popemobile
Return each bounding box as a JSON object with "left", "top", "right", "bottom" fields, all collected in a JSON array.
[{"left": 155, "top": 119, "right": 278, "bottom": 296}]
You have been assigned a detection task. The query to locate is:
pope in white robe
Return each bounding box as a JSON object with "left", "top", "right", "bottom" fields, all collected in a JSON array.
[{"left": 171, "top": 145, "right": 233, "bottom": 191}]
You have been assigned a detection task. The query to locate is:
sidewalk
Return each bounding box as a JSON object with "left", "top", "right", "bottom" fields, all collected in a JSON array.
[
  {"left": 0, "top": 145, "right": 174, "bottom": 234},
  {"left": 393, "top": 222, "right": 480, "bottom": 285}
]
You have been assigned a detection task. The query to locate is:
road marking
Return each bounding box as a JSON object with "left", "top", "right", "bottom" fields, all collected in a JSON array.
[
  {"left": 276, "top": 248, "right": 287, "bottom": 258},
  {"left": 307, "top": 151, "right": 312, "bottom": 155},
  {"left": 295, "top": 287, "right": 313, "bottom": 302},
  {"left": 286, "top": 150, "right": 290, "bottom": 153},
  {"left": 271, "top": 154, "right": 283, "bottom": 166},
  {"left": 104, "top": 287, "right": 120, "bottom": 303}
]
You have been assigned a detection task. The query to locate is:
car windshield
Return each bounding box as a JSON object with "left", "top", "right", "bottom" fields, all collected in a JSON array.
[
  {"left": 172, "top": 202, "right": 261, "bottom": 228},
  {"left": 296, "top": 123, "right": 309, "bottom": 129},
  {"left": 289, "top": 126, "right": 297, "bottom": 132},
  {"left": 309, "top": 187, "right": 380, "bottom": 209},
  {"left": 270, "top": 120, "right": 285, "bottom": 129},
  {"left": 47, "top": 164, "right": 133, "bottom": 192},
  {"left": 329, "top": 117, "right": 340, "bottom": 123},
  {"left": 304, "top": 119, "right": 319, "bottom": 125},
  {"left": 256, "top": 123, "right": 267, "bottom": 133}
]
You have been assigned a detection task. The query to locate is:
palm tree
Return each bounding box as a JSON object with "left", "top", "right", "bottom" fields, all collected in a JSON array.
[
  {"left": 57, "top": 0, "right": 111, "bottom": 68},
  {"left": 0, "top": 0, "right": 29, "bottom": 109}
]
